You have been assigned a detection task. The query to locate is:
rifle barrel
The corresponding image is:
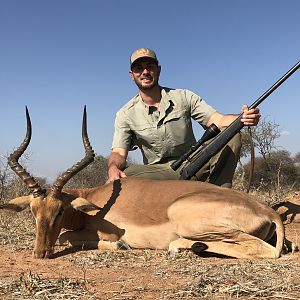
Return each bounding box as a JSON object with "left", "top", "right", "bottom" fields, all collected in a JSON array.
[
  {"left": 249, "top": 60, "right": 300, "bottom": 109},
  {"left": 180, "top": 60, "right": 300, "bottom": 180}
]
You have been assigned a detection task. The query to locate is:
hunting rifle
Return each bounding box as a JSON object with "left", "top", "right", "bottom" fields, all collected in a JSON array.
[{"left": 171, "top": 60, "right": 300, "bottom": 180}]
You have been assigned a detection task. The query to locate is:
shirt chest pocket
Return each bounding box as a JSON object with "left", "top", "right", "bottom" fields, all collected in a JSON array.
[
  {"left": 129, "top": 123, "right": 155, "bottom": 146},
  {"left": 163, "top": 110, "right": 194, "bottom": 145}
]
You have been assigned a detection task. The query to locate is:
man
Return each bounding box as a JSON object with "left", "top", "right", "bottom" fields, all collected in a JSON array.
[{"left": 108, "top": 48, "right": 260, "bottom": 187}]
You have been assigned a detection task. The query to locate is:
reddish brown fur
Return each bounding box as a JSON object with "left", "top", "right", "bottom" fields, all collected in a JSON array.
[{"left": 2, "top": 177, "right": 285, "bottom": 259}]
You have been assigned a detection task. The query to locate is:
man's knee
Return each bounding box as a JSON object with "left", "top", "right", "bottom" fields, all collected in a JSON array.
[
  {"left": 124, "top": 164, "right": 180, "bottom": 180},
  {"left": 226, "top": 132, "right": 242, "bottom": 156}
]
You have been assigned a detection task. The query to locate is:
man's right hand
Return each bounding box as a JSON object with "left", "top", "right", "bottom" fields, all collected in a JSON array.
[
  {"left": 107, "top": 148, "right": 128, "bottom": 182},
  {"left": 108, "top": 164, "right": 127, "bottom": 182}
]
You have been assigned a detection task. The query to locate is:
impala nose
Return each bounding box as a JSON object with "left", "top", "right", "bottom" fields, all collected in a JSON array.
[{"left": 33, "top": 248, "right": 53, "bottom": 259}]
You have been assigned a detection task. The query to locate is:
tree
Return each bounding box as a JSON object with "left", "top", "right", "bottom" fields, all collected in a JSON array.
[
  {"left": 243, "top": 150, "right": 299, "bottom": 192},
  {"left": 235, "top": 118, "right": 297, "bottom": 193},
  {"left": 293, "top": 151, "right": 300, "bottom": 185},
  {"left": 240, "top": 117, "right": 280, "bottom": 162},
  {"left": 65, "top": 155, "right": 108, "bottom": 188},
  {"left": 0, "top": 154, "right": 49, "bottom": 202},
  {"left": 293, "top": 152, "right": 300, "bottom": 166},
  {"left": 0, "top": 155, "right": 12, "bottom": 201},
  {"left": 1, "top": 152, "right": 109, "bottom": 199}
]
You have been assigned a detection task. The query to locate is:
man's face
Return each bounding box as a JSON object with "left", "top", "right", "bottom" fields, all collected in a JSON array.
[{"left": 129, "top": 58, "right": 161, "bottom": 91}]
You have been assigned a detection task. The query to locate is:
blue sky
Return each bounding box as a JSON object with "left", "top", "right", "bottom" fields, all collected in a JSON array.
[{"left": 1, "top": 0, "right": 299, "bottom": 182}]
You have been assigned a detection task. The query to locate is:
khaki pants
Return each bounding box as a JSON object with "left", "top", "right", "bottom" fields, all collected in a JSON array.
[{"left": 124, "top": 132, "right": 241, "bottom": 188}]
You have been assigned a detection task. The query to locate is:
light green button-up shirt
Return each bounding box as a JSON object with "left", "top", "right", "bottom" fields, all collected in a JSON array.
[{"left": 112, "top": 87, "right": 216, "bottom": 165}]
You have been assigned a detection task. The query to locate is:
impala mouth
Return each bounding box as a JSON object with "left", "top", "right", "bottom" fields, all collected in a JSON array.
[{"left": 33, "top": 247, "right": 54, "bottom": 259}]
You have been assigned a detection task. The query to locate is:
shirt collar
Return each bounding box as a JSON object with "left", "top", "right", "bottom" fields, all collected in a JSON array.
[{"left": 137, "top": 87, "right": 174, "bottom": 115}]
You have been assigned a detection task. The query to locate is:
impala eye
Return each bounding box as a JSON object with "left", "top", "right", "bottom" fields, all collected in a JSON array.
[{"left": 57, "top": 207, "right": 64, "bottom": 217}]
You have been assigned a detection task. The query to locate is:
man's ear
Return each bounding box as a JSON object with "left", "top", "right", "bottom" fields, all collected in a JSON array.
[
  {"left": 129, "top": 70, "right": 134, "bottom": 80},
  {"left": 70, "top": 197, "right": 101, "bottom": 216},
  {"left": 0, "top": 195, "right": 34, "bottom": 212}
]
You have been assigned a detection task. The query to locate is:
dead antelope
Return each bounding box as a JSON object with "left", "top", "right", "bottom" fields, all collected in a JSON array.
[{"left": 1, "top": 107, "right": 285, "bottom": 259}]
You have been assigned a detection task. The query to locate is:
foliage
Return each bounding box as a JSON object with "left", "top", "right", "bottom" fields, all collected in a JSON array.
[
  {"left": 240, "top": 117, "right": 280, "bottom": 160},
  {"left": 0, "top": 151, "right": 108, "bottom": 202},
  {"left": 294, "top": 151, "right": 300, "bottom": 166},
  {"left": 235, "top": 150, "right": 300, "bottom": 195},
  {"left": 0, "top": 154, "right": 48, "bottom": 203},
  {"left": 236, "top": 117, "right": 299, "bottom": 194},
  {"left": 65, "top": 155, "right": 108, "bottom": 189}
]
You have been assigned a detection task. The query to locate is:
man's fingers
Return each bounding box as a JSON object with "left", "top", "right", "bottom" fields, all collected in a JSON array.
[{"left": 120, "top": 172, "right": 127, "bottom": 178}]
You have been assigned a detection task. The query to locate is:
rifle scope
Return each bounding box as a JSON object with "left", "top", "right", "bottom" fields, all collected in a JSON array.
[{"left": 171, "top": 123, "right": 220, "bottom": 171}]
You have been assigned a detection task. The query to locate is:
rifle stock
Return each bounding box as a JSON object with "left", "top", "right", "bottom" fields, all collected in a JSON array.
[{"left": 180, "top": 60, "right": 300, "bottom": 180}]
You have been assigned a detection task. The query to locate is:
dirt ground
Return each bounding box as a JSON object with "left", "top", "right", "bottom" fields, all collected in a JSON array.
[{"left": 0, "top": 193, "right": 300, "bottom": 299}]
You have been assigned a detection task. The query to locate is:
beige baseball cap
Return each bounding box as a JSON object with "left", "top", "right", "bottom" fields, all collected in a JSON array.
[{"left": 130, "top": 48, "right": 158, "bottom": 66}]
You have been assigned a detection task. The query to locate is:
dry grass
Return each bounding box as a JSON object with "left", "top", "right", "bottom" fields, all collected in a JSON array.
[
  {"left": 69, "top": 251, "right": 300, "bottom": 300},
  {"left": 0, "top": 209, "right": 35, "bottom": 251},
  {"left": 0, "top": 272, "right": 92, "bottom": 300},
  {"left": 0, "top": 251, "right": 300, "bottom": 300},
  {"left": 166, "top": 260, "right": 300, "bottom": 299},
  {"left": 2, "top": 248, "right": 299, "bottom": 299}
]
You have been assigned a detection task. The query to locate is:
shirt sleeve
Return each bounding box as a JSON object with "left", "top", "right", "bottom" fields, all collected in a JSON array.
[
  {"left": 111, "top": 110, "right": 133, "bottom": 150},
  {"left": 185, "top": 90, "right": 216, "bottom": 127}
]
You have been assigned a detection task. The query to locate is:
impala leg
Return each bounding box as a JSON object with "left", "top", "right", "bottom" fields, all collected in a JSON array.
[
  {"left": 59, "top": 229, "right": 130, "bottom": 250},
  {"left": 59, "top": 229, "right": 101, "bottom": 248},
  {"left": 168, "top": 232, "right": 280, "bottom": 259},
  {"left": 168, "top": 237, "right": 207, "bottom": 256},
  {"left": 97, "top": 240, "right": 124, "bottom": 250},
  {"left": 97, "top": 240, "right": 130, "bottom": 250},
  {"left": 200, "top": 233, "right": 279, "bottom": 259}
]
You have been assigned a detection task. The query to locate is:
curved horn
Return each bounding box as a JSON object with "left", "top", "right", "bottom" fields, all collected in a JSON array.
[
  {"left": 49, "top": 106, "right": 95, "bottom": 197},
  {"left": 8, "top": 107, "right": 45, "bottom": 198}
]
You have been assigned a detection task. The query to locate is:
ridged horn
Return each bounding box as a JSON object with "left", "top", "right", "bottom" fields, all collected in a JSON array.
[
  {"left": 49, "top": 106, "right": 95, "bottom": 197},
  {"left": 8, "top": 107, "right": 45, "bottom": 198}
]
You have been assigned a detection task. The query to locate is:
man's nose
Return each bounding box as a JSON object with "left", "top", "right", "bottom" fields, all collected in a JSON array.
[{"left": 141, "top": 67, "right": 150, "bottom": 74}]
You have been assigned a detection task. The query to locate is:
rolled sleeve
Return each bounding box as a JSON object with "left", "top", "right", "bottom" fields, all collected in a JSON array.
[
  {"left": 111, "top": 110, "right": 132, "bottom": 150},
  {"left": 185, "top": 90, "right": 216, "bottom": 127}
]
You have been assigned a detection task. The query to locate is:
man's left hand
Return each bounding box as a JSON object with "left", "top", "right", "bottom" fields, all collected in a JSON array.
[{"left": 241, "top": 105, "right": 260, "bottom": 126}]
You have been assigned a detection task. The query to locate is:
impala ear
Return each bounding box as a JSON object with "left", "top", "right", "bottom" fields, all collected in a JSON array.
[
  {"left": 70, "top": 197, "right": 101, "bottom": 216},
  {"left": 0, "top": 195, "right": 34, "bottom": 212}
]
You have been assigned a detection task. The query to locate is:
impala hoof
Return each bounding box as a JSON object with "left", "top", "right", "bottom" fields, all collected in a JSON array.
[
  {"left": 167, "top": 246, "right": 180, "bottom": 258},
  {"left": 167, "top": 249, "right": 177, "bottom": 258},
  {"left": 191, "top": 242, "right": 208, "bottom": 253},
  {"left": 117, "top": 240, "right": 131, "bottom": 250}
]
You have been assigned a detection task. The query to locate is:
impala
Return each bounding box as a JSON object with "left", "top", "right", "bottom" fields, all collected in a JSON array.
[{"left": 0, "top": 107, "right": 284, "bottom": 259}]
